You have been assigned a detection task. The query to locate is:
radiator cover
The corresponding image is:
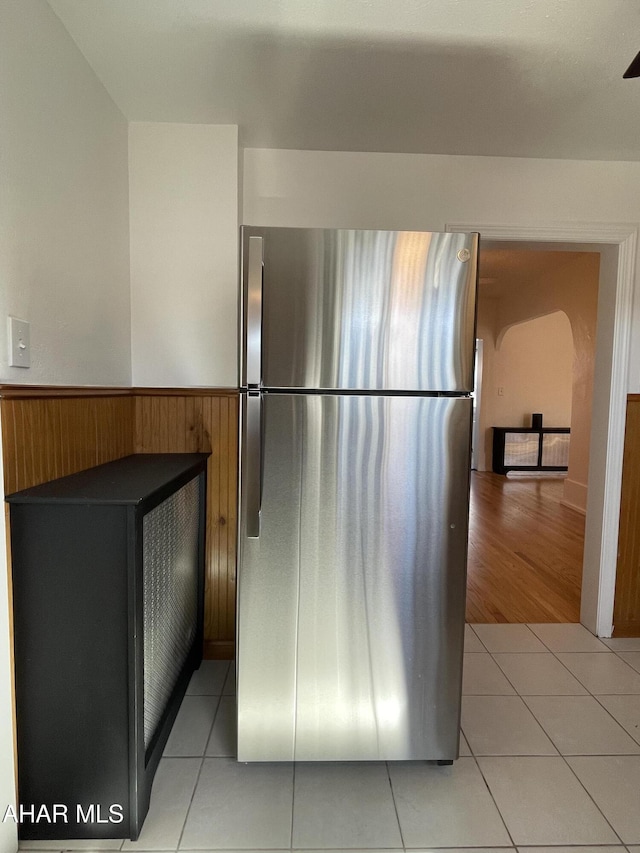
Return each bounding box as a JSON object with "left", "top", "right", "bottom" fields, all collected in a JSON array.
[{"left": 7, "top": 453, "right": 209, "bottom": 841}]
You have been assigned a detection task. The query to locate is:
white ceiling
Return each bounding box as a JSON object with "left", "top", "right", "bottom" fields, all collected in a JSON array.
[{"left": 48, "top": 0, "right": 640, "bottom": 161}]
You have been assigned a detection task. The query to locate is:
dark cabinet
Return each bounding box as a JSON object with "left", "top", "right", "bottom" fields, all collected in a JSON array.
[
  {"left": 6, "top": 453, "right": 209, "bottom": 841},
  {"left": 492, "top": 427, "right": 570, "bottom": 474}
]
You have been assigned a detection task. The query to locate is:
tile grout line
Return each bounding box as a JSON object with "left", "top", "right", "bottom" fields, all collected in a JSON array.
[
  {"left": 489, "top": 649, "right": 593, "bottom": 695},
  {"left": 521, "top": 693, "right": 640, "bottom": 756},
  {"left": 384, "top": 760, "right": 406, "bottom": 852},
  {"left": 555, "top": 749, "right": 627, "bottom": 846},
  {"left": 200, "top": 692, "right": 224, "bottom": 758},
  {"left": 471, "top": 752, "right": 517, "bottom": 849},
  {"left": 474, "top": 746, "right": 625, "bottom": 849},
  {"left": 483, "top": 653, "right": 523, "bottom": 696},
  {"left": 591, "top": 694, "right": 640, "bottom": 747},
  {"left": 462, "top": 701, "right": 560, "bottom": 760},
  {"left": 468, "top": 623, "right": 491, "bottom": 653},
  {"left": 173, "top": 687, "right": 224, "bottom": 852},
  {"left": 220, "top": 660, "right": 233, "bottom": 696},
  {"left": 525, "top": 622, "right": 612, "bottom": 656},
  {"left": 616, "top": 651, "right": 640, "bottom": 675},
  {"left": 471, "top": 623, "right": 551, "bottom": 655},
  {"left": 544, "top": 644, "right": 640, "bottom": 695}
]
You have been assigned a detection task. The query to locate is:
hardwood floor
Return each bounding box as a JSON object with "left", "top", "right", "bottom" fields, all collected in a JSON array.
[{"left": 466, "top": 472, "right": 584, "bottom": 623}]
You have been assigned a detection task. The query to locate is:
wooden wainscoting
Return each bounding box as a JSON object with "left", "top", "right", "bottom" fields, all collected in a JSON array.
[
  {"left": 1, "top": 385, "right": 239, "bottom": 660},
  {"left": 613, "top": 394, "right": 640, "bottom": 637},
  {"left": 134, "top": 390, "right": 238, "bottom": 659},
  {"left": 1, "top": 388, "right": 135, "bottom": 494}
]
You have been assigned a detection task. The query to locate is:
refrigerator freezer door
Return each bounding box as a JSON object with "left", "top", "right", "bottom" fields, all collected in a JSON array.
[
  {"left": 237, "top": 393, "right": 471, "bottom": 761},
  {"left": 241, "top": 227, "right": 478, "bottom": 393}
]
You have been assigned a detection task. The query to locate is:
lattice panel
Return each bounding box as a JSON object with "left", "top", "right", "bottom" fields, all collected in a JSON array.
[{"left": 143, "top": 476, "right": 200, "bottom": 748}]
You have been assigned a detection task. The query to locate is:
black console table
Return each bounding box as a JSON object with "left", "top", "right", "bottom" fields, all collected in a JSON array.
[
  {"left": 492, "top": 427, "right": 570, "bottom": 474},
  {"left": 6, "top": 453, "right": 209, "bottom": 841}
]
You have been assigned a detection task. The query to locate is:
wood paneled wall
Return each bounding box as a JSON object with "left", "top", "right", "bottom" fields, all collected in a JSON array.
[
  {"left": 1, "top": 390, "right": 135, "bottom": 494},
  {"left": 1, "top": 386, "right": 239, "bottom": 659},
  {"left": 613, "top": 394, "right": 640, "bottom": 637},
  {"left": 134, "top": 391, "right": 238, "bottom": 659}
]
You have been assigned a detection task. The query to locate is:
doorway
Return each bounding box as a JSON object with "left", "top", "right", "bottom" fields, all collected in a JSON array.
[
  {"left": 466, "top": 249, "right": 597, "bottom": 623},
  {"left": 468, "top": 301, "right": 583, "bottom": 622},
  {"left": 448, "top": 222, "right": 637, "bottom": 637}
]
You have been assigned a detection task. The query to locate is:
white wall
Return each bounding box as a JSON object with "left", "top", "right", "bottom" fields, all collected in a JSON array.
[
  {"left": 129, "top": 122, "right": 239, "bottom": 388},
  {"left": 0, "top": 0, "right": 131, "bottom": 387},
  {"left": 242, "top": 148, "right": 640, "bottom": 393},
  {"left": 490, "top": 311, "right": 574, "bottom": 428},
  {"left": 0, "top": 4, "right": 132, "bottom": 849}
]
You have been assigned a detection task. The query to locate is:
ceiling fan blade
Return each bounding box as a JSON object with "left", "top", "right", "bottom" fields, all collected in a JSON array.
[{"left": 623, "top": 50, "right": 640, "bottom": 78}]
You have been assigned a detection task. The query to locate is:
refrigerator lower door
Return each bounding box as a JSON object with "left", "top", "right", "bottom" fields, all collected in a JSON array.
[{"left": 237, "top": 393, "right": 471, "bottom": 761}]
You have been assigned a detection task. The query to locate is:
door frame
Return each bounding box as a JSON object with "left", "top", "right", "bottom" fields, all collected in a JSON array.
[
  {"left": 471, "top": 338, "right": 483, "bottom": 471},
  {"left": 447, "top": 221, "right": 638, "bottom": 637}
]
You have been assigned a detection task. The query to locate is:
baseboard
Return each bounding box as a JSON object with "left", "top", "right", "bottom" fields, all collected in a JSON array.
[
  {"left": 560, "top": 497, "right": 587, "bottom": 515},
  {"left": 561, "top": 478, "right": 588, "bottom": 515},
  {"left": 203, "top": 640, "right": 235, "bottom": 660}
]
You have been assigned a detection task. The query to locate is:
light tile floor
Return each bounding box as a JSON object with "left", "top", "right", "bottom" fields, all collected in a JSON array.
[{"left": 20, "top": 623, "right": 640, "bottom": 852}]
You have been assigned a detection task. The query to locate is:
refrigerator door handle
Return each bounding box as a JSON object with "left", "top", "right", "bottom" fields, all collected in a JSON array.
[
  {"left": 245, "top": 391, "right": 262, "bottom": 538},
  {"left": 246, "top": 236, "right": 263, "bottom": 389}
]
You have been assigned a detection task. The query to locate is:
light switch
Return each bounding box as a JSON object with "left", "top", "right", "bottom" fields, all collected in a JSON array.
[{"left": 8, "top": 317, "right": 30, "bottom": 368}]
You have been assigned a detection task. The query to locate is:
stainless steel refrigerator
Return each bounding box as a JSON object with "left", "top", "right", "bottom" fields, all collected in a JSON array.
[{"left": 237, "top": 227, "right": 478, "bottom": 762}]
